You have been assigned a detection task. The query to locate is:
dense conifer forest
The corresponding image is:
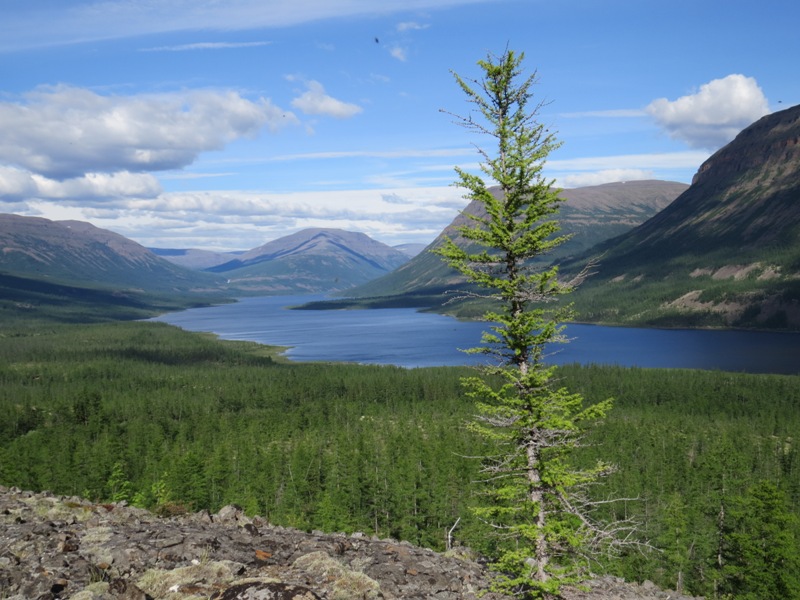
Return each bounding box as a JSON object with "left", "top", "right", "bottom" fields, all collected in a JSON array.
[{"left": 1, "top": 320, "right": 799, "bottom": 597}]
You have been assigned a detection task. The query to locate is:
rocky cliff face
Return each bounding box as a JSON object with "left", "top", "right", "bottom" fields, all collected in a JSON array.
[{"left": 0, "top": 487, "right": 700, "bottom": 600}]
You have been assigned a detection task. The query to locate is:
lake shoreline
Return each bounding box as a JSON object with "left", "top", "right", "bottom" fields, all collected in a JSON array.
[{"left": 150, "top": 294, "right": 800, "bottom": 375}]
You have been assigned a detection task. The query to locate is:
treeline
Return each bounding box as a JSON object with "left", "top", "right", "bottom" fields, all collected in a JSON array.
[{"left": 1, "top": 321, "right": 798, "bottom": 596}]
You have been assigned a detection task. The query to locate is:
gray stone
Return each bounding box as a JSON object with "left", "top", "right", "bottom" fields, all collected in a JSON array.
[{"left": 0, "top": 487, "right": 703, "bottom": 600}]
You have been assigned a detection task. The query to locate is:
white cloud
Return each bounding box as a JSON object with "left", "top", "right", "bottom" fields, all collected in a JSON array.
[
  {"left": 646, "top": 74, "right": 770, "bottom": 150},
  {"left": 558, "top": 169, "right": 655, "bottom": 188},
  {"left": 546, "top": 151, "right": 711, "bottom": 188},
  {"left": 21, "top": 186, "right": 469, "bottom": 249},
  {"left": 141, "top": 41, "right": 272, "bottom": 52},
  {"left": 0, "top": 166, "right": 161, "bottom": 202},
  {"left": 290, "top": 80, "right": 363, "bottom": 119},
  {"left": 0, "top": 85, "right": 293, "bottom": 180},
  {"left": 389, "top": 46, "right": 408, "bottom": 61},
  {"left": 0, "top": 0, "right": 489, "bottom": 52},
  {"left": 560, "top": 109, "right": 647, "bottom": 119},
  {"left": 397, "top": 21, "right": 429, "bottom": 32},
  {"left": 548, "top": 151, "right": 711, "bottom": 171},
  {"left": 33, "top": 171, "right": 162, "bottom": 200}
]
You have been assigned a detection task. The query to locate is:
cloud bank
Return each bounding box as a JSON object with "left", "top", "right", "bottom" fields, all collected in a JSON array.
[
  {"left": 0, "top": 85, "right": 291, "bottom": 180},
  {"left": 646, "top": 74, "right": 770, "bottom": 150}
]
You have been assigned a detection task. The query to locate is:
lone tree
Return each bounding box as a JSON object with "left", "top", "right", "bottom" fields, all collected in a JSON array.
[{"left": 436, "top": 49, "right": 627, "bottom": 599}]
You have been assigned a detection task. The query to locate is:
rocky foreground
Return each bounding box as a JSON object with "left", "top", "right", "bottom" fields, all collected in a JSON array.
[{"left": 0, "top": 486, "right": 701, "bottom": 600}]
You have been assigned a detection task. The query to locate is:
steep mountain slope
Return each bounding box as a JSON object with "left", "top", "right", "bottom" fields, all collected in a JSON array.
[
  {"left": 0, "top": 214, "right": 224, "bottom": 314},
  {"left": 342, "top": 180, "right": 687, "bottom": 302},
  {"left": 566, "top": 103, "right": 800, "bottom": 329},
  {"left": 208, "top": 228, "right": 412, "bottom": 294},
  {"left": 0, "top": 214, "right": 226, "bottom": 295}
]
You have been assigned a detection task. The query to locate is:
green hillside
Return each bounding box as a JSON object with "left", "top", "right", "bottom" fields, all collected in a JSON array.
[
  {"left": 565, "top": 104, "right": 800, "bottom": 329},
  {"left": 0, "top": 214, "right": 231, "bottom": 323}
]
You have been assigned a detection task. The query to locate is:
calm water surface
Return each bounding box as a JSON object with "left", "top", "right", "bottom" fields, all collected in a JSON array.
[{"left": 150, "top": 295, "right": 800, "bottom": 374}]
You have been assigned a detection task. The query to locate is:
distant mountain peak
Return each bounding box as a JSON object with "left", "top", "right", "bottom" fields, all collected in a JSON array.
[{"left": 207, "top": 227, "right": 412, "bottom": 294}]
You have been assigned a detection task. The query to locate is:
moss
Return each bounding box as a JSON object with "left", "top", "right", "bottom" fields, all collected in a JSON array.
[
  {"left": 293, "top": 551, "right": 382, "bottom": 600},
  {"left": 69, "top": 581, "right": 110, "bottom": 599},
  {"left": 136, "top": 560, "right": 247, "bottom": 599}
]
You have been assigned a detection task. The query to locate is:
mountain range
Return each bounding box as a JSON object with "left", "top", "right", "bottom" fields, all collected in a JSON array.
[
  {"left": 0, "top": 222, "right": 412, "bottom": 311},
  {"left": 1, "top": 177, "right": 674, "bottom": 310},
  {"left": 335, "top": 180, "right": 688, "bottom": 304},
  {"left": 2, "top": 103, "right": 798, "bottom": 329},
  {"left": 326, "top": 104, "right": 800, "bottom": 330}
]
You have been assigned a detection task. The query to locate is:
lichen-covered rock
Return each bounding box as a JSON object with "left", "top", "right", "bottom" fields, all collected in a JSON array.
[
  {"left": 212, "top": 581, "right": 321, "bottom": 600},
  {"left": 0, "top": 486, "right": 701, "bottom": 600}
]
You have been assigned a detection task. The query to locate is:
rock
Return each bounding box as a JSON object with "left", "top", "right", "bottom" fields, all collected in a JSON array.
[
  {"left": 213, "top": 581, "right": 322, "bottom": 600},
  {"left": 108, "top": 578, "right": 153, "bottom": 599},
  {"left": 0, "top": 487, "right": 702, "bottom": 600}
]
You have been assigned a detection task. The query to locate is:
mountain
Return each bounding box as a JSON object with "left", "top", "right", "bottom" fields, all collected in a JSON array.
[
  {"left": 394, "top": 242, "right": 427, "bottom": 257},
  {"left": 565, "top": 103, "right": 800, "bottom": 329},
  {"left": 150, "top": 247, "right": 244, "bottom": 270},
  {"left": 338, "top": 180, "right": 688, "bottom": 304},
  {"left": 0, "top": 214, "right": 224, "bottom": 294},
  {"left": 207, "top": 228, "right": 412, "bottom": 294},
  {"left": 0, "top": 214, "right": 229, "bottom": 322}
]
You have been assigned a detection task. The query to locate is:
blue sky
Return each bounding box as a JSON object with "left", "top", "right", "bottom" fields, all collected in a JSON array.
[{"left": 1, "top": 0, "right": 797, "bottom": 250}]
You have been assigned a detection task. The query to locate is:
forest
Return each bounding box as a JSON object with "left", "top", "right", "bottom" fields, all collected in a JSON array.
[{"left": 1, "top": 318, "right": 798, "bottom": 597}]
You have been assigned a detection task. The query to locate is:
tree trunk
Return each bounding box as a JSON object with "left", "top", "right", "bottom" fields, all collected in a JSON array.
[{"left": 527, "top": 442, "right": 549, "bottom": 581}]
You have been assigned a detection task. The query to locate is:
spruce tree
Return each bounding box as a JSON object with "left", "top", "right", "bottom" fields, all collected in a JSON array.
[
  {"left": 436, "top": 49, "right": 626, "bottom": 599},
  {"left": 718, "top": 481, "right": 800, "bottom": 599}
]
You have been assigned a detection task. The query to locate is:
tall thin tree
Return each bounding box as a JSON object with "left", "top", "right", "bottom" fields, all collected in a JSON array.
[{"left": 436, "top": 48, "right": 630, "bottom": 599}]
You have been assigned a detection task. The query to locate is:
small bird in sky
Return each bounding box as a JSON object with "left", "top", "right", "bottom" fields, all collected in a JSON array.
[{"left": 374, "top": 37, "right": 379, "bottom": 44}]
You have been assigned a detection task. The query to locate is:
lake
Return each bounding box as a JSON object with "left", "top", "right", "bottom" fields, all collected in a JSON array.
[{"left": 150, "top": 295, "right": 800, "bottom": 374}]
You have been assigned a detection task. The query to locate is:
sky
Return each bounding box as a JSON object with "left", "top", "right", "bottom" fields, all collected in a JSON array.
[{"left": 1, "top": 0, "right": 798, "bottom": 251}]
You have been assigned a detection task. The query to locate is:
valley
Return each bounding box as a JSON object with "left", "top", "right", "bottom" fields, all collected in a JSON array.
[{"left": 1, "top": 103, "right": 799, "bottom": 599}]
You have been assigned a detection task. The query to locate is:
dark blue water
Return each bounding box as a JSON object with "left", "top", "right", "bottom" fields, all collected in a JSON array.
[{"left": 150, "top": 295, "right": 800, "bottom": 374}]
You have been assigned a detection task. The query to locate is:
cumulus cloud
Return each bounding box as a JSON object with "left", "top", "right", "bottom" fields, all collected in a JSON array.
[
  {"left": 0, "top": 165, "right": 161, "bottom": 202},
  {"left": 290, "top": 80, "right": 363, "bottom": 118},
  {"left": 646, "top": 74, "right": 770, "bottom": 150},
  {"left": 0, "top": 85, "right": 293, "bottom": 180},
  {"left": 34, "top": 171, "right": 162, "bottom": 200}
]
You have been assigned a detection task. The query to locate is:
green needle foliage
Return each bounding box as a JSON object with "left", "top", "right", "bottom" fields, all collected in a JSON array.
[
  {"left": 718, "top": 480, "right": 800, "bottom": 599},
  {"left": 436, "top": 49, "right": 627, "bottom": 598}
]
